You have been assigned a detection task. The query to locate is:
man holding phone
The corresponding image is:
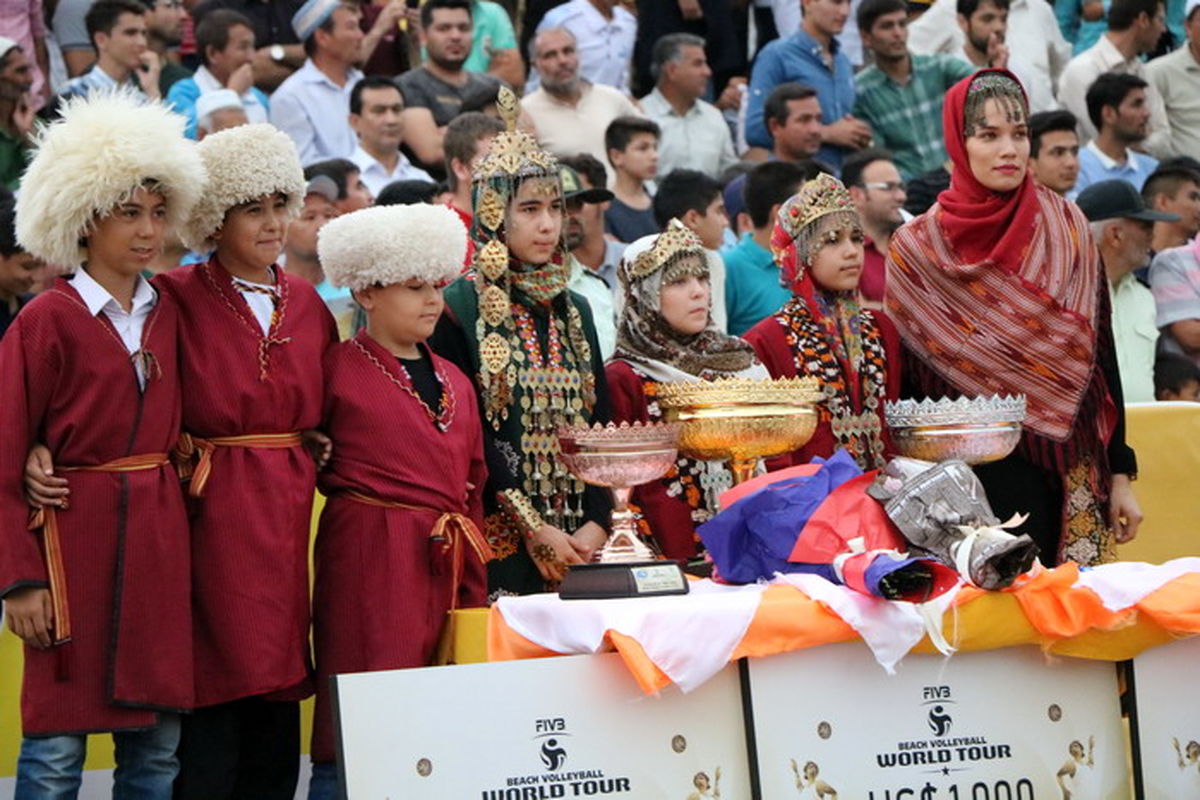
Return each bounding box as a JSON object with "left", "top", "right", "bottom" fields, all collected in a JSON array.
[{"left": 57, "top": 0, "right": 163, "bottom": 102}]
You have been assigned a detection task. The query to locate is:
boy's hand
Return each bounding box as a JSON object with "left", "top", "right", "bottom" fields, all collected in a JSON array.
[
  {"left": 302, "top": 429, "right": 333, "bottom": 470},
  {"left": 4, "top": 587, "right": 54, "bottom": 649},
  {"left": 25, "top": 444, "right": 68, "bottom": 509}
]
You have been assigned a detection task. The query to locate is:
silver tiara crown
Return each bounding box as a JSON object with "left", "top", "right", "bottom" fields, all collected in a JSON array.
[{"left": 885, "top": 395, "right": 1027, "bottom": 428}]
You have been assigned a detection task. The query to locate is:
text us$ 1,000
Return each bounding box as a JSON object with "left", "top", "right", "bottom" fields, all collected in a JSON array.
[{"left": 868, "top": 777, "right": 1037, "bottom": 800}]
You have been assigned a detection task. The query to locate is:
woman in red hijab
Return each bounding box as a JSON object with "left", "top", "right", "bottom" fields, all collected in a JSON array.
[{"left": 886, "top": 69, "right": 1141, "bottom": 566}]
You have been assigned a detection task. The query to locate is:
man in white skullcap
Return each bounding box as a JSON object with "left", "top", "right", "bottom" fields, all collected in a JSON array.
[{"left": 195, "top": 87, "right": 249, "bottom": 138}]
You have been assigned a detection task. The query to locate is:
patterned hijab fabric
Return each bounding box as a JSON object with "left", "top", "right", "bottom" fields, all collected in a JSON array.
[{"left": 614, "top": 221, "right": 763, "bottom": 384}]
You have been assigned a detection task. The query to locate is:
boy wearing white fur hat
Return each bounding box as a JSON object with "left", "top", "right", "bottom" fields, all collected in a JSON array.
[
  {"left": 157, "top": 122, "right": 338, "bottom": 799},
  {"left": 0, "top": 91, "right": 201, "bottom": 797},
  {"left": 306, "top": 203, "right": 491, "bottom": 800}
]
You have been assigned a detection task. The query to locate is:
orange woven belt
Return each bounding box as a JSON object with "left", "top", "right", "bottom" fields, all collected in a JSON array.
[
  {"left": 341, "top": 490, "right": 494, "bottom": 610},
  {"left": 27, "top": 452, "right": 170, "bottom": 646},
  {"left": 174, "top": 432, "right": 303, "bottom": 497}
]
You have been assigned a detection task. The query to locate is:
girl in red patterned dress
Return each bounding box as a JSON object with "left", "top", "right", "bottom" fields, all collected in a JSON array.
[
  {"left": 606, "top": 220, "right": 768, "bottom": 562},
  {"left": 743, "top": 174, "right": 901, "bottom": 471}
]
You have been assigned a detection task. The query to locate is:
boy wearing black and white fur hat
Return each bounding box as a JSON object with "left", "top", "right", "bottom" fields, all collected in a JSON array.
[
  {"left": 0, "top": 90, "right": 202, "bottom": 798},
  {"left": 306, "top": 203, "right": 491, "bottom": 799}
]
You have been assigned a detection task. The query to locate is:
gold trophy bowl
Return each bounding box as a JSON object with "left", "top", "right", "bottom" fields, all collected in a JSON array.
[
  {"left": 556, "top": 421, "right": 680, "bottom": 564},
  {"left": 655, "top": 377, "right": 824, "bottom": 485},
  {"left": 885, "top": 395, "right": 1026, "bottom": 465}
]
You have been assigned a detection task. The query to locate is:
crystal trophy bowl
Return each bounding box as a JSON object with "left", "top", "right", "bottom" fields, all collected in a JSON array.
[
  {"left": 656, "top": 377, "right": 824, "bottom": 485},
  {"left": 884, "top": 395, "right": 1026, "bottom": 465},
  {"left": 556, "top": 421, "right": 680, "bottom": 564}
]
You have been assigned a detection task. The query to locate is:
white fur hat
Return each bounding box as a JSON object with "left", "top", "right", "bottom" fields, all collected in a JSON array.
[
  {"left": 319, "top": 204, "right": 467, "bottom": 291},
  {"left": 16, "top": 91, "right": 204, "bottom": 271},
  {"left": 182, "top": 123, "right": 305, "bottom": 253}
]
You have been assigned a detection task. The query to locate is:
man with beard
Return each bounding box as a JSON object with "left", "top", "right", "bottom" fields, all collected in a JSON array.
[
  {"left": 521, "top": 26, "right": 639, "bottom": 181},
  {"left": 398, "top": 0, "right": 503, "bottom": 175},
  {"left": 844, "top": 149, "right": 906, "bottom": 307},
  {"left": 0, "top": 39, "right": 35, "bottom": 190},
  {"left": 141, "top": 0, "right": 191, "bottom": 94},
  {"left": 955, "top": 0, "right": 1054, "bottom": 112},
  {"left": 1075, "top": 72, "right": 1160, "bottom": 195},
  {"left": 560, "top": 161, "right": 618, "bottom": 358}
]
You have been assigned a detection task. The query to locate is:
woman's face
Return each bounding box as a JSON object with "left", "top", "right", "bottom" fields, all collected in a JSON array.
[
  {"left": 659, "top": 269, "right": 710, "bottom": 336},
  {"left": 1187, "top": 742, "right": 1200, "bottom": 760},
  {"left": 505, "top": 178, "right": 563, "bottom": 265},
  {"left": 1069, "top": 742, "right": 1084, "bottom": 758},
  {"left": 964, "top": 97, "right": 1030, "bottom": 193},
  {"left": 807, "top": 224, "right": 864, "bottom": 293},
  {"left": 804, "top": 763, "right": 818, "bottom": 780},
  {"left": 217, "top": 192, "right": 289, "bottom": 270}
]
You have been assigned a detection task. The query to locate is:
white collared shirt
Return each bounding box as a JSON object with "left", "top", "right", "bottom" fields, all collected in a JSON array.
[
  {"left": 269, "top": 59, "right": 364, "bottom": 165},
  {"left": 193, "top": 65, "right": 269, "bottom": 125},
  {"left": 231, "top": 275, "right": 277, "bottom": 335},
  {"left": 641, "top": 88, "right": 739, "bottom": 179},
  {"left": 349, "top": 144, "right": 434, "bottom": 197},
  {"left": 71, "top": 267, "right": 157, "bottom": 388}
]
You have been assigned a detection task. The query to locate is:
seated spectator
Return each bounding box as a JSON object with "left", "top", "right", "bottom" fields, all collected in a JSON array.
[
  {"left": 604, "top": 116, "right": 660, "bottom": 244},
  {"left": 844, "top": 149, "right": 906, "bottom": 306},
  {"left": 641, "top": 33, "right": 738, "bottom": 180},
  {"left": 954, "top": 0, "right": 1055, "bottom": 113},
  {"left": 305, "top": 157, "right": 373, "bottom": 212},
  {"left": 142, "top": 0, "right": 190, "bottom": 95},
  {"left": 632, "top": 0, "right": 743, "bottom": 97},
  {"left": 195, "top": 88, "right": 250, "bottom": 138},
  {"left": 53, "top": 0, "right": 104, "bottom": 78},
  {"left": 1150, "top": 232, "right": 1200, "bottom": 367},
  {"left": 1154, "top": 353, "right": 1200, "bottom": 401},
  {"left": 442, "top": 110, "right": 504, "bottom": 233},
  {"left": 281, "top": 174, "right": 340, "bottom": 282},
  {"left": 0, "top": 39, "right": 34, "bottom": 190},
  {"left": 521, "top": 26, "right": 640, "bottom": 180},
  {"left": 1058, "top": 0, "right": 1170, "bottom": 154},
  {"left": 723, "top": 161, "right": 808, "bottom": 336},
  {"left": 2, "top": 0, "right": 50, "bottom": 105},
  {"left": 1076, "top": 72, "right": 1160, "bottom": 195},
  {"left": 853, "top": 0, "right": 973, "bottom": 181},
  {"left": 191, "top": 0, "right": 305, "bottom": 92},
  {"left": 1078, "top": 179, "right": 1178, "bottom": 402},
  {"left": 746, "top": 0, "right": 871, "bottom": 170},
  {"left": 1057, "top": 0, "right": 1109, "bottom": 57},
  {"left": 349, "top": 76, "right": 433, "bottom": 197},
  {"left": 902, "top": 159, "right": 951, "bottom": 216},
  {"left": 1145, "top": 0, "right": 1200, "bottom": 161},
  {"left": 1142, "top": 163, "right": 1200, "bottom": 253},
  {"left": 560, "top": 152, "right": 625, "bottom": 294},
  {"left": 532, "top": 0, "right": 636, "bottom": 94},
  {"left": 376, "top": 179, "right": 440, "bottom": 205},
  {"left": 723, "top": 84, "right": 828, "bottom": 218},
  {"left": 0, "top": 189, "right": 40, "bottom": 338},
  {"left": 654, "top": 168, "right": 730, "bottom": 331},
  {"left": 397, "top": 0, "right": 502, "bottom": 175},
  {"left": 167, "top": 9, "right": 269, "bottom": 139},
  {"left": 1028, "top": 110, "right": 1081, "bottom": 197},
  {"left": 58, "top": 0, "right": 164, "bottom": 101},
  {"left": 561, "top": 163, "right": 618, "bottom": 358},
  {"left": 461, "top": 0, "right": 524, "bottom": 87}
]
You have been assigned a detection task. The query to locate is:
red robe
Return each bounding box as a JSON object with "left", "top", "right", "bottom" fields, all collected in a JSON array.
[
  {"left": 606, "top": 360, "right": 719, "bottom": 562},
  {"left": 0, "top": 278, "right": 192, "bottom": 735},
  {"left": 744, "top": 309, "right": 901, "bottom": 470},
  {"left": 310, "top": 333, "right": 487, "bottom": 763},
  {"left": 155, "top": 258, "right": 337, "bottom": 707}
]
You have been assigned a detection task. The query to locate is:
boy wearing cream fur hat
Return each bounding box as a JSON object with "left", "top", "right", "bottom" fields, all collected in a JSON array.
[
  {"left": 0, "top": 91, "right": 201, "bottom": 797},
  {"left": 305, "top": 203, "right": 491, "bottom": 800}
]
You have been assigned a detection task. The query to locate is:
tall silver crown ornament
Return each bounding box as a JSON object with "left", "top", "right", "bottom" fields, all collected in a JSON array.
[
  {"left": 871, "top": 395, "right": 1038, "bottom": 590},
  {"left": 554, "top": 422, "right": 691, "bottom": 598}
]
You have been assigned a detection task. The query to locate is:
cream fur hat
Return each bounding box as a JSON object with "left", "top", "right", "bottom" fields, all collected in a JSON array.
[
  {"left": 182, "top": 123, "right": 305, "bottom": 253},
  {"left": 16, "top": 91, "right": 204, "bottom": 271},
  {"left": 319, "top": 204, "right": 467, "bottom": 291}
]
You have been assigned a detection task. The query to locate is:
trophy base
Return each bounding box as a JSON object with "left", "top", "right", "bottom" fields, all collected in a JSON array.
[{"left": 558, "top": 561, "right": 689, "bottom": 600}]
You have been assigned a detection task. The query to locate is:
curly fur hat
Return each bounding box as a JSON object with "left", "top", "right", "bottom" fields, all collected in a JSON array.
[
  {"left": 16, "top": 91, "right": 205, "bottom": 271},
  {"left": 319, "top": 204, "right": 467, "bottom": 291},
  {"left": 182, "top": 123, "right": 305, "bottom": 253}
]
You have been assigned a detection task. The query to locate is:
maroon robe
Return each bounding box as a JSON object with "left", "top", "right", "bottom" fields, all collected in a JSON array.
[
  {"left": 606, "top": 360, "right": 714, "bottom": 562},
  {"left": 744, "top": 309, "right": 902, "bottom": 469},
  {"left": 310, "top": 332, "right": 487, "bottom": 763},
  {"left": 154, "top": 258, "right": 337, "bottom": 707},
  {"left": 0, "top": 278, "right": 192, "bottom": 735}
]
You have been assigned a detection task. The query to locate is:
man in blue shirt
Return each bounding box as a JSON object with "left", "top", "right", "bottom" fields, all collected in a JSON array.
[
  {"left": 745, "top": 0, "right": 870, "bottom": 170},
  {"left": 724, "top": 161, "right": 810, "bottom": 336},
  {"left": 1074, "top": 71, "right": 1160, "bottom": 196}
]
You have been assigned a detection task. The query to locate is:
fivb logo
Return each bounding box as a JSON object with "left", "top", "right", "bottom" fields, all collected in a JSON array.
[
  {"left": 921, "top": 686, "right": 954, "bottom": 738},
  {"left": 534, "top": 718, "right": 570, "bottom": 771}
]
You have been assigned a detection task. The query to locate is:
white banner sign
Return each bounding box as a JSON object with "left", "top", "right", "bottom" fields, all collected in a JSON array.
[
  {"left": 746, "top": 642, "right": 1127, "bottom": 800},
  {"left": 1131, "top": 636, "right": 1200, "bottom": 798},
  {"left": 334, "top": 654, "right": 750, "bottom": 799}
]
